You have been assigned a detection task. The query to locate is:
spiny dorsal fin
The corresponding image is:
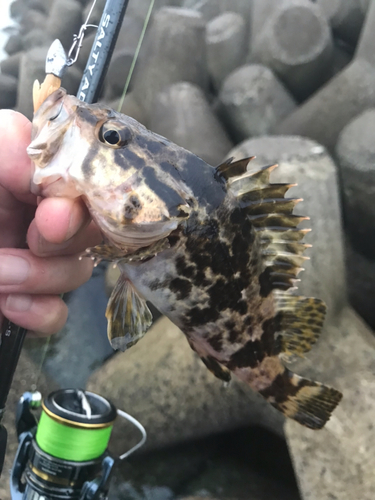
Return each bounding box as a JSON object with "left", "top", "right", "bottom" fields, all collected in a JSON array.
[
  {"left": 274, "top": 292, "right": 326, "bottom": 360},
  {"left": 241, "top": 196, "right": 303, "bottom": 216},
  {"left": 240, "top": 183, "right": 297, "bottom": 202},
  {"left": 216, "top": 156, "right": 255, "bottom": 180},
  {"left": 256, "top": 228, "right": 310, "bottom": 242},
  {"left": 229, "top": 162, "right": 311, "bottom": 294},
  {"left": 229, "top": 164, "right": 278, "bottom": 193},
  {"left": 249, "top": 214, "right": 309, "bottom": 229}
]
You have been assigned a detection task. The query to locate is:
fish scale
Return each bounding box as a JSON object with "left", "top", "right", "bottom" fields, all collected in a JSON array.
[{"left": 28, "top": 88, "right": 342, "bottom": 429}]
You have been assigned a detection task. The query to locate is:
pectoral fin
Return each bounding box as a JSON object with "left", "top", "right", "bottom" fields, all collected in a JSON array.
[
  {"left": 200, "top": 355, "right": 232, "bottom": 383},
  {"left": 106, "top": 274, "right": 153, "bottom": 351}
]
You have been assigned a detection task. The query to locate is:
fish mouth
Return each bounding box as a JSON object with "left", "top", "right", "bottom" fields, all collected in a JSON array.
[
  {"left": 31, "top": 175, "right": 63, "bottom": 196},
  {"left": 27, "top": 147, "right": 44, "bottom": 159}
]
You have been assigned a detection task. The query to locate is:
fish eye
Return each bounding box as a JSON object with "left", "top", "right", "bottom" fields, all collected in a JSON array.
[
  {"left": 103, "top": 130, "right": 120, "bottom": 144},
  {"left": 49, "top": 101, "right": 63, "bottom": 121},
  {"left": 98, "top": 122, "right": 132, "bottom": 148}
]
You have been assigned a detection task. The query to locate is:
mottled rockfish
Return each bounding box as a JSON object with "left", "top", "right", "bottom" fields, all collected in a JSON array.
[{"left": 28, "top": 88, "right": 342, "bottom": 429}]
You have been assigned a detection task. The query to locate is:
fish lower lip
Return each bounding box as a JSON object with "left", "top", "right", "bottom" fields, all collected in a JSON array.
[
  {"left": 27, "top": 147, "right": 43, "bottom": 157},
  {"left": 31, "top": 176, "right": 62, "bottom": 196}
]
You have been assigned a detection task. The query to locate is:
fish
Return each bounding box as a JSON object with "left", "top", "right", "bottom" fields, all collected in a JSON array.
[{"left": 28, "top": 88, "right": 342, "bottom": 429}]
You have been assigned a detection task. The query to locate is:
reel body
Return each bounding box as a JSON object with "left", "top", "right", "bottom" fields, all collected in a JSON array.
[{"left": 10, "top": 389, "right": 145, "bottom": 500}]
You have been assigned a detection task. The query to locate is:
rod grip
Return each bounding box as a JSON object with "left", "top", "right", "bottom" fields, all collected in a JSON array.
[{"left": 0, "top": 320, "right": 27, "bottom": 413}]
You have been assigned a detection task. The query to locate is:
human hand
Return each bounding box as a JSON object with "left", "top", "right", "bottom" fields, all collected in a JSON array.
[{"left": 0, "top": 110, "right": 102, "bottom": 336}]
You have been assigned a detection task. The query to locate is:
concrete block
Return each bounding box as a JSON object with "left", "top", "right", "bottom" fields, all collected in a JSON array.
[
  {"left": 28, "top": 265, "right": 114, "bottom": 389},
  {"left": 10, "top": 0, "right": 30, "bottom": 20},
  {"left": 0, "top": 74, "right": 18, "bottom": 109},
  {"left": 104, "top": 49, "right": 136, "bottom": 99},
  {"left": 83, "top": 0, "right": 105, "bottom": 26},
  {"left": 4, "top": 34, "right": 23, "bottom": 56},
  {"left": 346, "top": 241, "right": 375, "bottom": 329},
  {"left": 183, "top": 0, "right": 252, "bottom": 23},
  {"left": 335, "top": 108, "right": 375, "bottom": 257},
  {"left": 218, "top": 64, "right": 296, "bottom": 141},
  {"left": 328, "top": 39, "right": 353, "bottom": 79},
  {"left": 101, "top": 92, "right": 147, "bottom": 125},
  {"left": 0, "top": 51, "right": 23, "bottom": 79},
  {"left": 47, "top": 0, "right": 82, "bottom": 50},
  {"left": 61, "top": 64, "right": 83, "bottom": 97},
  {"left": 114, "top": 15, "right": 144, "bottom": 52},
  {"left": 250, "top": 0, "right": 280, "bottom": 47},
  {"left": 132, "top": 7, "right": 208, "bottom": 124},
  {"left": 103, "top": 17, "right": 144, "bottom": 99},
  {"left": 21, "top": 28, "right": 53, "bottom": 50},
  {"left": 20, "top": 9, "right": 48, "bottom": 35},
  {"left": 182, "top": 0, "right": 223, "bottom": 21},
  {"left": 76, "top": 31, "right": 96, "bottom": 70},
  {"left": 360, "top": 0, "right": 370, "bottom": 13},
  {"left": 126, "top": 0, "right": 169, "bottom": 21},
  {"left": 17, "top": 47, "right": 48, "bottom": 119},
  {"left": 149, "top": 82, "right": 233, "bottom": 165},
  {"left": 355, "top": 0, "right": 375, "bottom": 67},
  {"left": 83, "top": 0, "right": 168, "bottom": 25},
  {"left": 275, "top": 59, "right": 375, "bottom": 153},
  {"left": 251, "top": 0, "right": 333, "bottom": 101},
  {"left": 317, "top": 0, "right": 365, "bottom": 45},
  {"left": 285, "top": 306, "right": 375, "bottom": 500},
  {"left": 206, "top": 11, "right": 248, "bottom": 91},
  {"left": 88, "top": 315, "right": 285, "bottom": 454},
  {"left": 28, "top": 0, "right": 54, "bottom": 14}
]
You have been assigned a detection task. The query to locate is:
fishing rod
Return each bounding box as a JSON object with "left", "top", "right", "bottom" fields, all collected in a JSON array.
[{"left": 0, "top": 0, "right": 151, "bottom": 496}]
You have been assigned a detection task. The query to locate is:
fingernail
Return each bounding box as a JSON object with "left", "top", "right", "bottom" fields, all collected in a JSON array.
[
  {"left": 66, "top": 200, "right": 85, "bottom": 241},
  {"left": 0, "top": 255, "right": 30, "bottom": 285},
  {"left": 5, "top": 294, "right": 33, "bottom": 312},
  {"left": 38, "top": 235, "right": 70, "bottom": 254}
]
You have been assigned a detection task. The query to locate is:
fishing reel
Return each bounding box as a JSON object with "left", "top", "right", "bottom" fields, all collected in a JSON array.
[{"left": 10, "top": 389, "right": 146, "bottom": 500}]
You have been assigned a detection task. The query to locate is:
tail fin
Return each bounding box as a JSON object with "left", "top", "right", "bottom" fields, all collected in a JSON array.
[{"left": 260, "top": 368, "right": 342, "bottom": 429}]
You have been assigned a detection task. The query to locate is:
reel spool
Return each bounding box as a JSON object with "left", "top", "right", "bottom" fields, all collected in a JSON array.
[{"left": 10, "top": 389, "right": 146, "bottom": 500}]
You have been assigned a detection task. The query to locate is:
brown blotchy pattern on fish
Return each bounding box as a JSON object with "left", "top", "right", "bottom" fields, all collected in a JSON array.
[
  {"left": 168, "top": 201, "right": 275, "bottom": 362},
  {"left": 28, "top": 89, "right": 343, "bottom": 430}
]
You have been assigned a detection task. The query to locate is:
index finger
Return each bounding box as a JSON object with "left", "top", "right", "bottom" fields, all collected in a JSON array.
[{"left": 0, "top": 110, "right": 36, "bottom": 206}]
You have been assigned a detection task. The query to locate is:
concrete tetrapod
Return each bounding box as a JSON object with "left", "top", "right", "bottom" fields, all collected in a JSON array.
[
  {"left": 218, "top": 64, "right": 296, "bottom": 141},
  {"left": 251, "top": 0, "right": 333, "bottom": 101},
  {"left": 275, "top": 58, "right": 375, "bottom": 153},
  {"left": 276, "top": 0, "right": 375, "bottom": 151},
  {"left": 316, "top": 0, "right": 364, "bottom": 45},
  {"left": 206, "top": 12, "right": 248, "bottom": 91},
  {"left": 132, "top": 7, "right": 208, "bottom": 125},
  {"left": 285, "top": 307, "right": 375, "bottom": 500},
  {"left": 336, "top": 108, "right": 375, "bottom": 258},
  {"left": 149, "top": 82, "right": 233, "bottom": 166},
  {"left": 47, "top": 0, "right": 82, "bottom": 51}
]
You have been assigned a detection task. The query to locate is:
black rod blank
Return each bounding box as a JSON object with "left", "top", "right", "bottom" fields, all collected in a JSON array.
[{"left": 77, "top": 0, "right": 130, "bottom": 104}]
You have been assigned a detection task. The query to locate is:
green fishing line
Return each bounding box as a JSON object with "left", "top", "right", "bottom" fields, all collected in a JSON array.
[
  {"left": 117, "top": 0, "right": 155, "bottom": 112},
  {"left": 36, "top": 410, "right": 113, "bottom": 462}
]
